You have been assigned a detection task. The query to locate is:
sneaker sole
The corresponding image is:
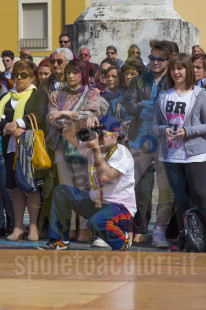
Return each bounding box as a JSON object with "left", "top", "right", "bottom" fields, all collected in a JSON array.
[
  {"left": 36, "top": 246, "right": 70, "bottom": 250},
  {"left": 91, "top": 243, "right": 110, "bottom": 248},
  {"left": 152, "top": 241, "right": 169, "bottom": 249}
]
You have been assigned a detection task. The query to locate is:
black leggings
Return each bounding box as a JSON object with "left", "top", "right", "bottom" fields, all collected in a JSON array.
[{"left": 165, "top": 161, "right": 206, "bottom": 231}]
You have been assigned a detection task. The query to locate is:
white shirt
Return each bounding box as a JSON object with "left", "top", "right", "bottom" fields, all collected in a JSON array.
[
  {"left": 159, "top": 88, "right": 206, "bottom": 163},
  {"left": 79, "top": 142, "right": 137, "bottom": 217}
]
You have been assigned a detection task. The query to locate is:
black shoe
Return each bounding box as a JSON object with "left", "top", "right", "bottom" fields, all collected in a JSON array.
[
  {"left": 37, "top": 239, "right": 70, "bottom": 250},
  {"left": 0, "top": 228, "right": 5, "bottom": 236},
  {"left": 5, "top": 227, "right": 14, "bottom": 234},
  {"left": 171, "top": 233, "right": 185, "bottom": 252}
]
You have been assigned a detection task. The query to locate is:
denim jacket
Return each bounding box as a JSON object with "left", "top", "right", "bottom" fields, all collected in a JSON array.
[{"left": 123, "top": 71, "right": 168, "bottom": 141}]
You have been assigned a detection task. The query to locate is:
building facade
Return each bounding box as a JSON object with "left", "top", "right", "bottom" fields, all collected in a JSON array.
[{"left": 0, "top": 0, "right": 205, "bottom": 60}]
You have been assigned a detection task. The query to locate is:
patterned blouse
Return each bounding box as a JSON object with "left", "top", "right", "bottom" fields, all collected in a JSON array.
[{"left": 48, "top": 85, "right": 101, "bottom": 128}]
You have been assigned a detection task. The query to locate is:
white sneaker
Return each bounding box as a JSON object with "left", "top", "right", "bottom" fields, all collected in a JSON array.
[
  {"left": 152, "top": 226, "right": 169, "bottom": 248},
  {"left": 91, "top": 237, "right": 110, "bottom": 247}
]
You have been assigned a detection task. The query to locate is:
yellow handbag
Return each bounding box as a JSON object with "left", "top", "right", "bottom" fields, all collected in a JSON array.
[{"left": 26, "top": 113, "right": 52, "bottom": 170}]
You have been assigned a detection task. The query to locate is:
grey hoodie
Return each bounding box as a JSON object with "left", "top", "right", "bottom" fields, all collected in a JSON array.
[{"left": 152, "top": 86, "right": 206, "bottom": 159}]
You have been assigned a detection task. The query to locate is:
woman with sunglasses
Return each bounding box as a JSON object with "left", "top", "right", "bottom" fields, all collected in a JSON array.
[
  {"left": 48, "top": 59, "right": 100, "bottom": 243},
  {"left": 0, "top": 60, "right": 48, "bottom": 241},
  {"left": 153, "top": 53, "right": 206, "bottom": 251}
]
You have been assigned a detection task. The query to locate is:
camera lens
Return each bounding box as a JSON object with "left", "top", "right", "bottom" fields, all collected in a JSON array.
[{"left": 76, "top": 128, "right": 95, "bottom": 141}]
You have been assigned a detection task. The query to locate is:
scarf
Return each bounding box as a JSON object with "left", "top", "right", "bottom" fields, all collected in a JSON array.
[
  {"left": 49, "top": 74, "right": 67, "bottom": 91},
  {"left": 66, "top": 85, "right": 86, "bottom": 94},
  {"left": 0, "top": 88, "right": 34, "bottom": 121}
]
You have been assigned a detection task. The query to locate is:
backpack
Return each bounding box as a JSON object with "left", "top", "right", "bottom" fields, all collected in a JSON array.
[
  {"left": 183, "top": 207, "right": 206, "bottom": 252},
  {"left": 15, "top": 130, "right": 38, "bottom": 194}
]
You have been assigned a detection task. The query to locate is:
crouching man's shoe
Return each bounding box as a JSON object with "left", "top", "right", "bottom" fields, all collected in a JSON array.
[
  {"left": 121, "top": 235, "right": 132, "bottom": 251},
  {"left": 37, "top": 239, "right": 70, "bottom": 250}
]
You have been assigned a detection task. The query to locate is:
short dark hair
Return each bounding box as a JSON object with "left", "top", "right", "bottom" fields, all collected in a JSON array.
[
  {"left": 59, "top": 33, "right": 71, "bottom": 42},
  {"left": 167, "top": 53, "right": 195, "bottom": 90},
  {"left": 149, "top": 40, "right": 175, "bottom": 59},
  {"left": 105, "top": 65, "right": 124, "bottom": 88},
  {"left": 65, "top": 59, "right": 89, "bottom": 86},
  {"left": 1, "top": 50, "right": 14, "bottom": 59},
  {"left": 191, "top": 53, "right": 206, "bottom": 71},
  {"left": 106, "top": 46, "right": 117, "bottom": 53},
  {"left": 100, "top": 57, "right": 118, "bottom": 68}
]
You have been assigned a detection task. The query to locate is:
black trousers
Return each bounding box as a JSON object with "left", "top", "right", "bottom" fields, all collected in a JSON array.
[{"left": 165, "top": 161, "right": 206, "bottom": 231}]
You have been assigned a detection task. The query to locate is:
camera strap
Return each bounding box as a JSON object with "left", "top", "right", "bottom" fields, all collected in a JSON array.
[{"left": 90, "top": 143, "right": 118, "bottom": 208}]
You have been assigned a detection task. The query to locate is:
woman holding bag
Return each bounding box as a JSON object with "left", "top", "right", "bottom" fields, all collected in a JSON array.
[
  {"left": 0, "top": 60, "right": 48, "bottom": 241},
  {"left": 48, "top": 59, "right": 100, "bottom": 242},
  {"left": 153, "top": 53, "right": 206, "bottom": 251}
]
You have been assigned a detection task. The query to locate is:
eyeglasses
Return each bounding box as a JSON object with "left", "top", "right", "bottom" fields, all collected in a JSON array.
[
  {"left": 80, "top": 53, "right": 89, "bottom": 57},
  {"left": 148, "top": 55, "right": 168, "bottom": 63},
  {"left": 50, "top": 59, "right": 65, "bottom": 65},
  {"left": 59, "top": 40, "right": 70, "bottom": 44},
  {"left": 13, "top": 72, "right": 29, "bottom": 79},
  {"left": 3, "top": 59, "right": 10, "bottom": 63},
  {"left": 100, "top": 68, "right": 106, "bottom": 75},
  {"left": 102, "top": 132, "right": 114, "bottom": 137},
  {"left": 106, "top": 52, "right": 116, "bottom": 55}
]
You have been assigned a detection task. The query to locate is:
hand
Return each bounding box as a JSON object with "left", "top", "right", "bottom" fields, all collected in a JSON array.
[
  {"left": 3, "top": 121, "right": 17, "bottom": 136},
  {"left": 138, "top": 102, "right": 142, "bottom": 106},
  {"left": 48, "top": 111, "right": 62, "bottom": 123},
  {"left": 165, "top": 127, "right": 176, "bottom": 141},
  {"left": 13, "top": 128, "right": 26, "bottom": 137},
  {"left": 85, "top": 117, "right": 99, "bottom": 129},
  {"left": 5, "top": 121, "right": 17, "bottom": 135},
  {"left": 86, "top": 132, "right": 100, "bottom": 150},
  {"left": 172, "top": 128, "right": 186, "bottom": 140}
]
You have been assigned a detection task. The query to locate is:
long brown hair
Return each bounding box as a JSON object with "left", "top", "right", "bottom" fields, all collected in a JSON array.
[{"left": 167, "top": 53, "right": 195, "bottom": 90}]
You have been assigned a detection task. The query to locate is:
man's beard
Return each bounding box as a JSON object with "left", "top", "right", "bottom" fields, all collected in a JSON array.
[{"left": 99, "top": 142, "right": 115, "bottom": 154}]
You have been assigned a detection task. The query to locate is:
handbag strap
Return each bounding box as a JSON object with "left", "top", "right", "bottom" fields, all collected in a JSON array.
[
  {"left": 25, "top": 114, "right": 35, "bottom": 133},
  {"left": 30, "top": 113, "right": 39, "bottom": 130}
]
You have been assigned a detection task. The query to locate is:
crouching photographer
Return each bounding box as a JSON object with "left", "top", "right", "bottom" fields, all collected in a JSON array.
[{"left": 40, "top": 115, "right": 137, "bottom": 250}]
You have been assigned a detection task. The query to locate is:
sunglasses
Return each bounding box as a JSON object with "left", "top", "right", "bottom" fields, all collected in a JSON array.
[
  {"left": 59, "top": 40, "right": 70, "bottom": 44},
  {"left": 148, "top": 55, "right": 168, "bottom": 63},
  {"left": 106, "top": 52, "right": 116, "bottom": 55},
  {"left": 50, "top": 59, "right": 65, "bottom": 65},
  {"left": 102, "top": 132, "right": 114, "bottom": 137},
  {"left": 100, "top": 68, "right": 106, "bottom": 75},
  {"left": 13, "top": 72, "right": 29, "bottom": 79},
  {"left": 80, "top": 53, "right": 89, "bottom": 57}
]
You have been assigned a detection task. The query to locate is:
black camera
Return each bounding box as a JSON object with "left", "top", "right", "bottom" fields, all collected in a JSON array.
[{"left": 76, "top": 126, "right": 104, "bottom": 142}]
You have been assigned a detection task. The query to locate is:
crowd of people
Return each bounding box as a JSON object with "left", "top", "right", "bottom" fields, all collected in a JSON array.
[{"left": 0, "top": 32, "right": 206, "bottom": 251}]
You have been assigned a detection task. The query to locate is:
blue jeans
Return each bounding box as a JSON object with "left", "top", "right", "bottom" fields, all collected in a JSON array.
[{"left": 48, "top": 185, "right": 133, "bottom": 250}]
